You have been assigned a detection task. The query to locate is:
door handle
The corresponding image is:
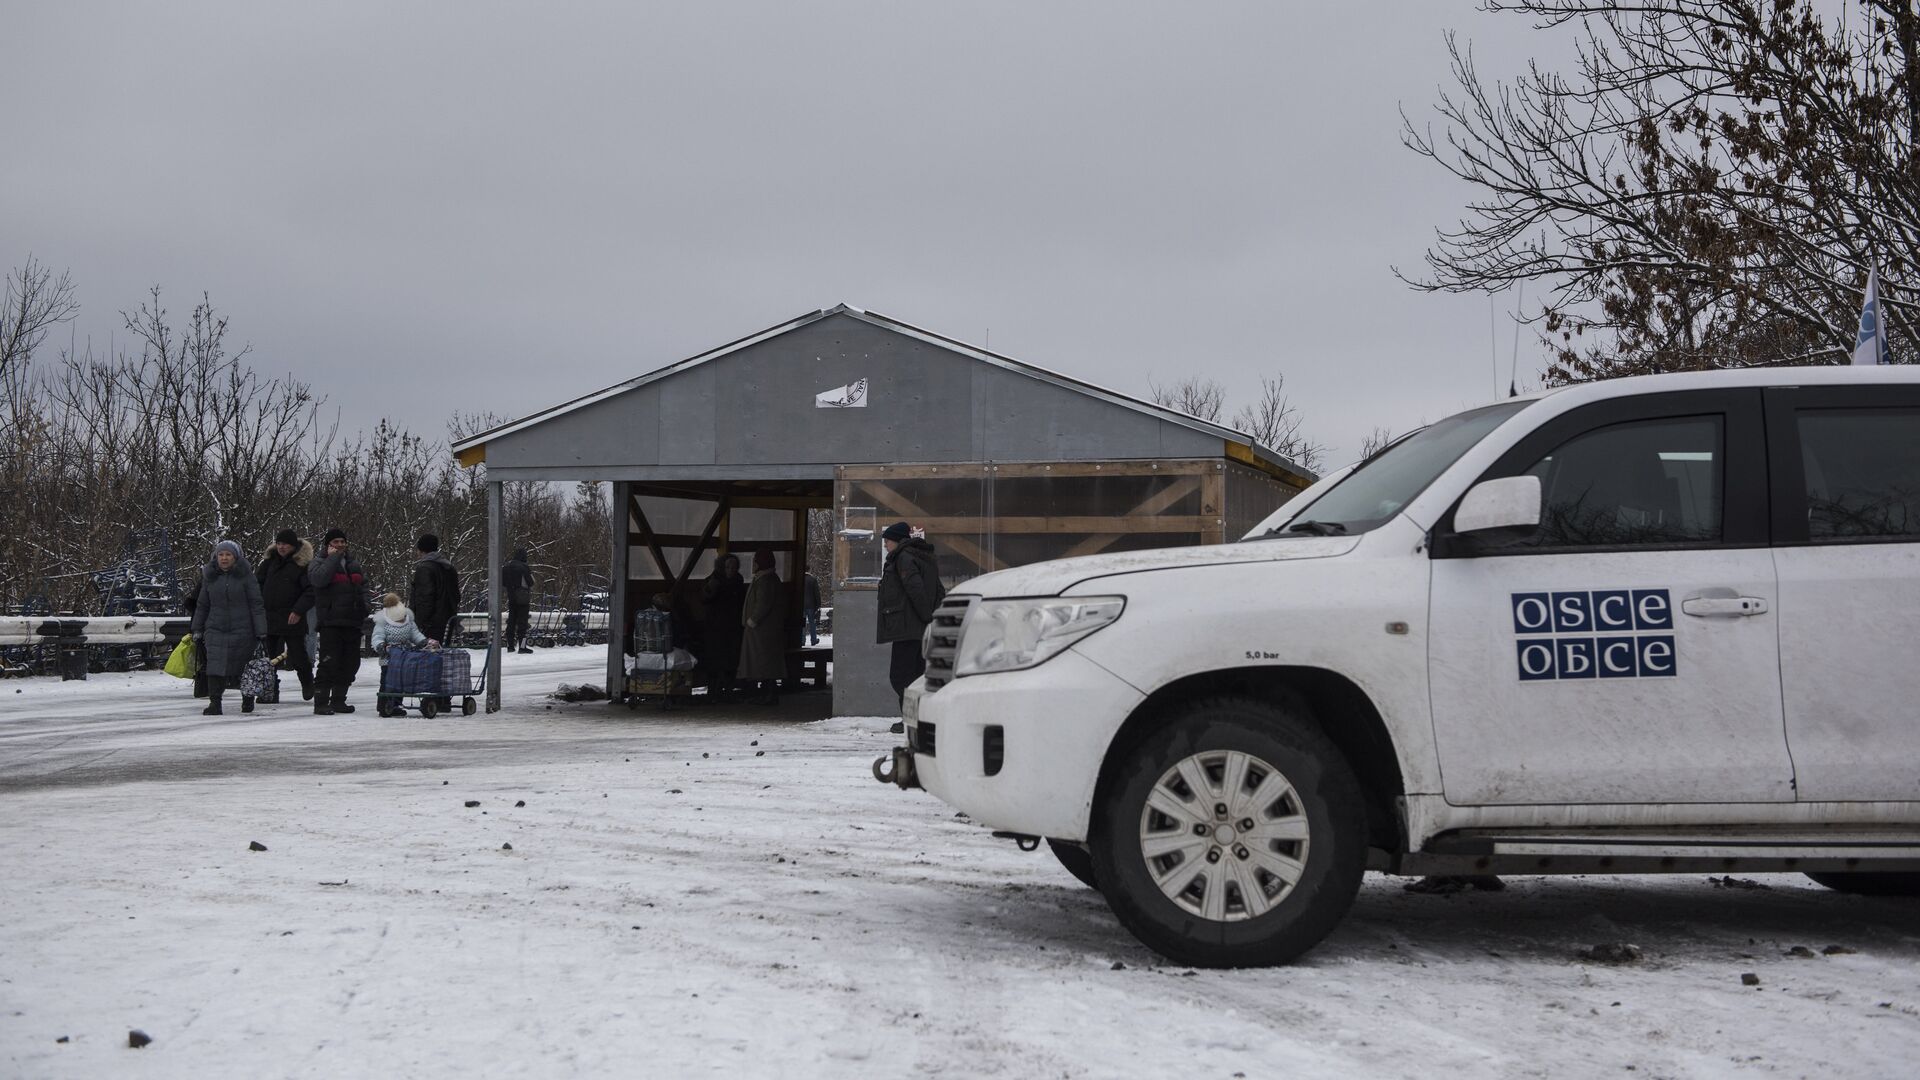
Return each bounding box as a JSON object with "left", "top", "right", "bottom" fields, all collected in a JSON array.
[{"left": 1681, "top": 595, "right": 1768, "bottom": 618}]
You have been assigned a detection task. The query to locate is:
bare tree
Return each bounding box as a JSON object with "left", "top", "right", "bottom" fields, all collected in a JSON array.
[
  {"left": 1, "top": 257, "right": 80, "bottom": 437},
  {"left": 1231, "top": 375, "right": 1326, "bottom": 475},
  {"left": 1358, "top": 426, "right": 1398, "bottom": 460},
  {"left": 1148, "top": 376, "right": 1227, "bottom": 422},
  {"left": 1402, "top": 0, "right": 1920, "bottom": 379}
]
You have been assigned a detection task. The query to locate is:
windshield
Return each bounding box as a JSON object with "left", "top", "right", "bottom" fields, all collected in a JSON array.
[{"left": 1243, "top": 400, "right": 1532, "bottom": 539}]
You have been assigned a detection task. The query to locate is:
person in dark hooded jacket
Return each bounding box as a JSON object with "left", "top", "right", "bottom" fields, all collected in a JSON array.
[
  {"left": 876, "top": 522, "right": 941, "bottom": 725},
  {"left": 308, "top": 527, "right": 372, "bottom": 715},
  {"left": 502, "top": 548, "right": 534, "bottom": 653},
  {"left": 256, "top": 528, "right": 316, "bottom": 700},
  {"left": 192, "top": 539, "right": 268, "bottom": 715}
]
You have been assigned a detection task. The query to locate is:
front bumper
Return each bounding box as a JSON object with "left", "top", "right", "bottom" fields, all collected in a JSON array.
[{"left": 902, "top": 649, "right": 1144, "bottom": 841}]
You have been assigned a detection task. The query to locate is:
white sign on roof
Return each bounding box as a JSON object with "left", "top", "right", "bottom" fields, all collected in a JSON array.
[{"left": 815, "top": 376, "right": 868, "bottom": 408}]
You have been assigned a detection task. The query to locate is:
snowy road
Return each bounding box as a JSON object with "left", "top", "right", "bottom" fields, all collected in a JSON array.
[{"left": 4, "top": 650, "right": 1919, "bottom": 1078}]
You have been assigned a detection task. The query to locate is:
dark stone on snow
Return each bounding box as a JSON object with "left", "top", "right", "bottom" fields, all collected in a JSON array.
[
  {"left": 1785, "top": 945, "right": 1817, "bottom": 959},
  {"left": 1823, "top": 944, "right": 1858, "bottom": 955},
  {"left": 55, "top": 1036, "right": 69, "bottom": 1043},
  {"left": 248, "top": 841, "right": 268, "bottom": 852},
  {"left": 1110, "top": 961, "right": 1126, "bottom": 970},
  {"left": 464, "top": 800, "right": 481, "bottom": 808},
  {"left": 515, "top": 800, "right": 526, "bottom": 807},
  {"left": 128, "top": 1030, "right": 152, "bottom": 1048},
  {"left": 501, "top": 843, "right": 513, "bottom": 851},
  {"left": 1741, "top": 972, "right": 1761, "bottom": 986}
]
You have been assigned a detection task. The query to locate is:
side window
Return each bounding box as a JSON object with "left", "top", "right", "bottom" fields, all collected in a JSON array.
[
  {"left": 1518, "top": 415, "right": 1724, "bottom": 549},
  {"left": 1798, "top": 408, "right": 1920, "bottom": 540}
]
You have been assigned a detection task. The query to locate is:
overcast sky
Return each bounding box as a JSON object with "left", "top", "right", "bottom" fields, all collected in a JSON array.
[{"left": 7, "top": 1, "right": 1559, "bottom": 467}]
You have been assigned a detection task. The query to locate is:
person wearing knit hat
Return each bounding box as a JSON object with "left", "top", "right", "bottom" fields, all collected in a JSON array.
[
  {"left": 877, "top": 521, "right": 942, "bottom": 730},
  {"left": 308, "top": 526, "right": 371, "bottom": 715},
  {"left": 256, "top": 528, "right": 316, "bottom": 701},
  {"left": 191, "top": 539, "right": 267, "bottom": 716}
]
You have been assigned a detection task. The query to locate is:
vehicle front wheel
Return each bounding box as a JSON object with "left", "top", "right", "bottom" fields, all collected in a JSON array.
[
  {"left": 1089, "top": 696, "right": 1367, "bottom": 968},
  {"left": 1805, "top": 872, "right": 1920, "bottom": 896},
  {"left": 1047, "top": 839, "right": 1099, "bottom": 889}
]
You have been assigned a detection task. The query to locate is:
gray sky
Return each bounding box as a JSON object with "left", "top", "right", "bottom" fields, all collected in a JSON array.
[{"left": 7, "top": 1, "right": 1555, "bottom": 466}]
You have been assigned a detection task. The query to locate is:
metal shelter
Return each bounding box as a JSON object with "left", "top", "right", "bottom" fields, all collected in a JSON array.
[{"left": 452, "top": 305, "right": 1314, "bottom": 715}]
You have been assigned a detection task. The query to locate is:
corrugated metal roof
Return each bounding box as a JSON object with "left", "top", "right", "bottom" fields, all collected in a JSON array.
[{"left": 451, "top": 304, "right": 1315, "bottom": 483}]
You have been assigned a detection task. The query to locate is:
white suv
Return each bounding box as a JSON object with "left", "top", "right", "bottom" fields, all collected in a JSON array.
[{"left": 878, "top": 366, "right": 1920, "bottom": 967}]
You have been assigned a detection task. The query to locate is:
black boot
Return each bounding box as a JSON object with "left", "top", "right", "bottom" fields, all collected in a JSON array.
[
  {"left": 331, "top": 685, "right": 356, "bottom": 714},
  {"left": 241, "top": 695, "right": 255, "bottom": 714},
  {"left": 314, "top": 684, "right": 334, "bottom": 716},
  {"left": 203, "top": 676, "right": 225, "bottom": 716},
  {"left": 299, "top": 672, "right": 314, "bottom": 701}
]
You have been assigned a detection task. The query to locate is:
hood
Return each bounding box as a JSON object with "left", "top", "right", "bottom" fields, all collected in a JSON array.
[
  {"left": 265, "top": 539, "right": 315, "bottom": 568},
  {"left": 958, "top": 535, "right": 1361, "bottom": 598},
  {"left": 378, "top": 605, "right": 414, "bottom": 626},
  {"left": 511, "top": 549, "right": 528, "bottom": 563}
]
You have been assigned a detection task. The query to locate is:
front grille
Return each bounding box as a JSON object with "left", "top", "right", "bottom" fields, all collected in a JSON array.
[
  {"left": 921, "top": 594, "right": 977, "bottom": 693},
  {"left": 911, "top": 721, "right": 937, "bottom": 756}
]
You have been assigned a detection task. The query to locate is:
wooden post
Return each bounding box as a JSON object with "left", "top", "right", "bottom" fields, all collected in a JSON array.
[
  {"left": 486, "top": 480, "right": 503, "bottom": 713},
  {"left": 607, "top": 481, "right": 630, "bottom": 702}
]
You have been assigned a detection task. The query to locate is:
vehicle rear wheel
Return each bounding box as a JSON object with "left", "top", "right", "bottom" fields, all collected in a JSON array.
[
  {"left": 420, "top": 698, "right": 439, "bottom": 719},
  {"left": 1089, "top": 696, "right": 1366, "bottom": 968},
  {"left": 1805, "top": 872, "right": 1920, "bottom": 896},
  {"left": 1047, "top": 839, "right": 1099, "bottom": 889}
]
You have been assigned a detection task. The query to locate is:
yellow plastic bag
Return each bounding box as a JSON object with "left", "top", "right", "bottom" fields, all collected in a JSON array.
[{"left": 164, "top": 634, "right": 197, "bottom": 679}]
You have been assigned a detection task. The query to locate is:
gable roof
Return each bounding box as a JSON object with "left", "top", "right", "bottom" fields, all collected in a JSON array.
[{"left": 452, "top": 304, "right": 1314, "bottom": 484}]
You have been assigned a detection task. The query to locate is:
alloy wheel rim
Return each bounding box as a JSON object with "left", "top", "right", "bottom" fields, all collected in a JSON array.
[{"left": 1137, "top": 749, "right": 1310, "bottom": 922}]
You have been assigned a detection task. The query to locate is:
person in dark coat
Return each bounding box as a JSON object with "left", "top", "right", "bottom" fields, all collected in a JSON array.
[
  {"left": 737, "top": 550, "right": 786, "bottom": 706},
  {"left": 256, "top": 528, "right": 316, "bottom": 701},
  {"left": 308, "top": 527, "right": 372, "bottom": 715},
  {"left": 502, "top": 548, "right": 534, "bottom": 653},
  {"left": 802, "top": 571, "right": 822, "bottom": 646},
  {"left": 877, "top": 522, "right": 940, "bottom": 727},
  {"left": 410, "top": 534, "right": 461, "bottom": 643},
  {"left": 700, "top": 554, "right": 746, "bottom": 694},
  {"left": 410, "top": 533, "right": 460, "bottom": 707},
  {"left": 191, "top": 539, "right": 267, "bottom": 716}
]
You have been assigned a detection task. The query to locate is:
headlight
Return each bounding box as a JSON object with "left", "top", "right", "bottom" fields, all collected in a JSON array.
[{"left": 953, "top": 596, "right": 1125, "bottom": 677}]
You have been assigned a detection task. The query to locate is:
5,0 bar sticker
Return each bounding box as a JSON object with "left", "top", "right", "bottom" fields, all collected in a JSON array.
[{"left": 1511, "top": 590, "right": 1675, "bottom": 681}]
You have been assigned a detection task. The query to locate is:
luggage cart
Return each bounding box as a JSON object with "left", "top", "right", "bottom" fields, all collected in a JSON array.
[
  {"left": 625, "top": 608, "right": 693, "bottom": 710},
  {"left": 377, "top": 647, "right": 486, "bottom": 718}
]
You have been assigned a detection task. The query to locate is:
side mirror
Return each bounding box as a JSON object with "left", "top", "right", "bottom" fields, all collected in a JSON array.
[{"left": 1453, "top": 475, "right": 1541, "bottom": 541}]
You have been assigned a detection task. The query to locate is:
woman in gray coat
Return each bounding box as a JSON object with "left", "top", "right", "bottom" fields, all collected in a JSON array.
[{"left": 192, "top": 539, "right": 268, "bottom": 715}]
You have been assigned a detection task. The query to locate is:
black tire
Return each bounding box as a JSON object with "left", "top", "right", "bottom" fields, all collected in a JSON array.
[
  {"left": 1047, "top": 839, "right": 1099, "bottom": 890},
  {"left": 1805, "top": 872, "right": 1920, "bottom": 896},
  {"left": 421, "top": 698, "right": 439, "bottom": 719},
  {"left": 463, "top": 697, "right": 477, "bottom": 716},
  {"left": 1089, "top": 696, "right": 1367, "bottom": 968}
]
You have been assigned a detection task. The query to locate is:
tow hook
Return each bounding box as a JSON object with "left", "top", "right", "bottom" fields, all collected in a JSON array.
[
  {"left": 872, "top": 745, "right": 920, "bottom": 790},
  {"left": 992, "top": 831, "right": 1042, "bottom": 852}
]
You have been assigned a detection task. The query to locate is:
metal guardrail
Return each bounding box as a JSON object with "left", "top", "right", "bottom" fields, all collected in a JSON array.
[{"left": 0, "top": 610, "right": 611, "bottom": 679}]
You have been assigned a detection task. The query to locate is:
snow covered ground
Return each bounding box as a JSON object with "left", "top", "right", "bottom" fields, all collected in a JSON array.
[{"left": 4, "top": 649, "right": 1919, "bottom": 1078}]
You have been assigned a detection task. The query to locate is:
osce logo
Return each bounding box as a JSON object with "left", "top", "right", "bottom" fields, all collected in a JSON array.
[{"left": 1511, "top": 590, "right": 1675, "bottom": 681}]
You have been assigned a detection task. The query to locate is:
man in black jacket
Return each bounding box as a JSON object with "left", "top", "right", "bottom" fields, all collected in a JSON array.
[
  {"left": 308, "top": 527, "right": 372, "bottom": 715},
  {"left": 410, "top": 534, "right": 461, "bottom": 643},
  {"left": 876, "top": 522, "right": 941, "bottom": 730},
  {"left": 411, "top": 533, "right": 461, "bottom": 709},
  {"left": 256, "top": 528, "right": 316, "bottom": 700},
  {"left": 502, "top": 548, "right": 534, "bottom": 654}
]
